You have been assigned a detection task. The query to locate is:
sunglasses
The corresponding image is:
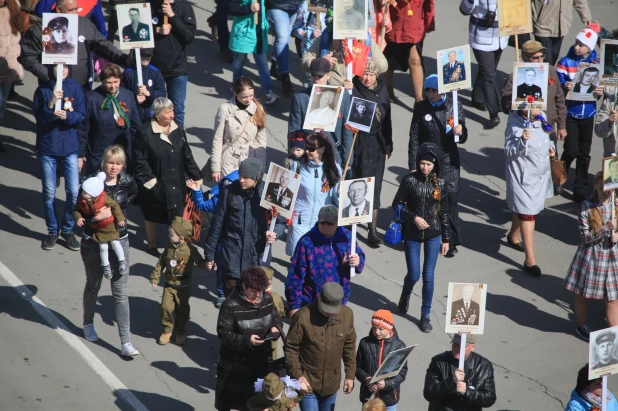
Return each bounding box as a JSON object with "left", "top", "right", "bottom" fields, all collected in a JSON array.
[
  {"left": 306, "top": 145, "right": 320, "bottom": 153},
  {"left": 319, "top": 221, "right": 335, "bottom": 226}
]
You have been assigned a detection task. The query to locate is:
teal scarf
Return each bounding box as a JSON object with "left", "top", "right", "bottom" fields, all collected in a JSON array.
[{"left": 100, "top": 90, "right": 130, "bottom": 128}]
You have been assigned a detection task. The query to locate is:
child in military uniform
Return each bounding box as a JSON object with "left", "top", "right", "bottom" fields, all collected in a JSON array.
[
  {"left": 247, "top": 372, "right": 308, "bottom": 411},
  {"left": 150, "top": 217, "right": 206, "bottom": 346}
]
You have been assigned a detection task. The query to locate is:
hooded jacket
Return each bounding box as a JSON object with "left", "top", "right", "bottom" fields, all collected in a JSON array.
[
  {"left": 356, "top": 327, "right": 408, "bottom": 406},
  {"left": 392, "top": 142, "right": 450, "bottom": 243},
  {"left": 556, "top": 46, "right": 599, "bottom": 119}
]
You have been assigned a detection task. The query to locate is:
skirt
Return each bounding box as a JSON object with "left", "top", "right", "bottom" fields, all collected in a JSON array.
[
  {"left": 564, "top": 242, "right": 618, "bottom": 300},
  {"left": 383, "top": 40, "right": 424, "bottom": 72},
  {"left": 140, "top": 203, "right": 184, "bottom": 225}
]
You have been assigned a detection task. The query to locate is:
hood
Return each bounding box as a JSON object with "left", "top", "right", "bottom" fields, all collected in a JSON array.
[
  {"left": 416, "top": 142, "right": 440, "bottom": 175},
  {"left": 210, "top": 170, "right": 239, "bottom": 197},
  {"left": 309, "top": 223, "right": 347, "bottom": 244},
  {"left": 566, "top": 46, "right": 598, "bottom": 63}
]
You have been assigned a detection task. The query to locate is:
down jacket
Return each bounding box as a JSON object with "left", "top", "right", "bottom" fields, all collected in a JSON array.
[
  {"left": 356, "top": 328, "right": 408, "bottom": 407},
  {"left": 392, "top": 142, "right": 450, "bottom": 243},
  {"left": 423, "top": 351, "right": 496, "bottom": 411},
  {"left": 0, "top": 5, "right": 24, "bottom": 84}
]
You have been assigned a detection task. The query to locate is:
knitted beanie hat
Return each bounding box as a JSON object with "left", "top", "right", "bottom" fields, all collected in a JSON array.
[
  {"left": 238, "top": 158, "right": 263, "bottom": 181},
  {"left": 576, "top": 27, "right": 598, "bottom": 51},
  {"left": 289, "top": 130, "right": 307, "bottom": 150},
  {"left": 372, "top": 309, "right": 394, "bottom": 333},
  {"left": 82, "top": 172, "right": 106, "bottom": 197}
]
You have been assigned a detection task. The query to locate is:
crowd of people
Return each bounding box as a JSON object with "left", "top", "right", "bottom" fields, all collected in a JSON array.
[{"left": 1, "top": 0, "right": 618, "bottom": 408}]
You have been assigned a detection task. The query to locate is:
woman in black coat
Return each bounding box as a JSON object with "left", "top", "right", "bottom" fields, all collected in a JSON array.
[
  {"left": 133, "top": 96, "right": 201, "bottom": 256},
  {"left": 409, "top": 74, "right": 468, "bottom": 258},
  {"left": 350, "top": 60, "right": 393, "bottom": 247},
  {"left": 216, "top": 267, "right": 283, "bottom": 411}
]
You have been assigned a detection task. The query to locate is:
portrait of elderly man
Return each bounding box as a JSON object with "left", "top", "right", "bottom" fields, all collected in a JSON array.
[
  {"left": 122, "top": 7, "right": 151, "bottom": 43},
  {"left": 306, "top": 90, "right": 338, "bottom": 127},
  {"left": 517, "top": 68, "right": 543, "bottom": 101},
  {"left": 574, "top": 66, "right": 600, "bottom": 94},
  {"left": 592, "top": 330, "right": 618, "bottom": 369},
  {"left": 265, "top": 169, "right": 295, "bottom": 210},
  {"left": 442, "top": 51, "right": 466, "bottom": 84},
  {"left": 45, "top": 16, "right": 76, "bottom": 55},
  {"left": 336, "top": 0, "right": 364, "bottom": 31},
  {"left": 450, "top": 284, "right": 480, "bottom": 326},
  {"left": 342, "top": 179, "right": 371, "bottom": 218}
]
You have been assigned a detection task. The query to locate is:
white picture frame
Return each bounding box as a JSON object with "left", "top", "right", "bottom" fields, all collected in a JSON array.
[
  {"left": 117, "top": 3, "right": 155, "bottom": 50},
  {"left": 600, "top": 39, "right": 618, "bottom": 87},
  {"left": 589, "top": 325, "right": 618, "bottom": 380},
  {"left": 260, "top": 163, "right": 301, "bottom": 220},
  {"left": 41, "top": 13, "right": 78, "bottom": 65},
  {"left": 602, "top": 155, "right": 618, "bottom": 192},
  {"left": 333, "top": 0, "right": 367, "bottom": 40},
  {"left": 510, "top": 62, "right": 549, "bottom": 111},
  {"left": 303, "top": 85, "right": 345, "bottom": 132},
  {"left": 346, "top": 97, "right": 377, "bottom": 133},
  {"left": 437, "top": 45, "right": 472, "bottom": 94},
  {"left": 338, "top": 177, "right": 374, "bottom": 226},
  {"left": 445, "top": 282, "right": 487, "bottom": 335},
  {"left": 566, "top": 63, "right": 601, "bottom": 102},
  {"left": 368, "top": 345, "right": 417, "bottom": 384}
]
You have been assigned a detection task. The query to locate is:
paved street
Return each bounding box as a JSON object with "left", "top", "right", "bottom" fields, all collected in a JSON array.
[{"left": 1, "top": 0, "right": 617, "bottom": 409}]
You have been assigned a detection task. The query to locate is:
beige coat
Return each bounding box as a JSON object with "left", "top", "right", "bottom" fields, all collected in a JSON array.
[
  {"left": 531, "top": 0, "right": 591, "bottom": 38},
  {"left": 210, "top": 98, "right": 267, "bottom": 177},
  {"left": 0, "top": 4, "right": 24, "bottom": 84}
]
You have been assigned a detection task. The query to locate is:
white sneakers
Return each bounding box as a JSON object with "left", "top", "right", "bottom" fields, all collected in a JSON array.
[
  {"left": 264, "top": 91, "right": 280, "bottom": 105},
  {"left": 83, "top": 323, "right": 98, "bottom": 342},
  {"left": 83, "top": 324, "right": 139, "bottom": 357},
  {"left": 120, "top": 342, "right": 140, "bottom": 357}
]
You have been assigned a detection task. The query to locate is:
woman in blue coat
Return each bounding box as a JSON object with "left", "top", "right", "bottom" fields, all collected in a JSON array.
[{"left": 565, "top": 364, "right": 618, "bottom": 411}]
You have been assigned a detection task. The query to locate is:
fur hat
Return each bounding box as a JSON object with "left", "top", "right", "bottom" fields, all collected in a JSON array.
[
  {"left": 170, "top": 217, "right": 193, "bottom": 240},
  {"left": 576, "top": 27, "right": 599, "bottom": 51},
  {"left": 82, "top": 172, "right": 106, "bottom": 197},
  {"left": 372, "top": 309, "right": 394, "bottom": 333}
]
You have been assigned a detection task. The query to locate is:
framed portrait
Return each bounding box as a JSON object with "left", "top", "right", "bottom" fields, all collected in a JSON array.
[
  {"left": 600, "top": 39, "right": 618, "bottom": 87},
  {"left": 260, "top": 163, "right": 301, "bottom": 220},
  {"left": 602, "top": 155, "right": 618, "bottom": 192},
  {"left": 338, "top": 177, "right": 374, "bottom": 225},
  {"left": 511, "top": 62, "right": 549, "bottom": 110},
  {"left": 566, "top": 63, "right": 601, "bottom": 102},
  {"left": 346, "top": 97, "right": 377, "bottom": 132},
  {"left": 445, "top": 282, "right": 487, "bottom": 335},
  {"left": 41, "top": 13, "right": 78, "bottom": 65},
  {"left": 497, "top": 0, "right": 532, "bottom": 36},
  {"left": 436, "top": 45, "right": 472, "bottom": 94},
  {"left": 116, "top": 3, "right": 155, "bottom": 50},
  {"left": 303, "top": 85, "right": 345, "bottom": 132},
  {"left": 333, "top": 0, "right": 367, "bottom": 40},
  {"left": 308, "top": 0, "right": 331, "bottom": 12},
  {"left": 368, "top": 345, "right": 417, "bottom": 384},
  {"left": 589, "top": 325, "right": 618, "bottom": 379}
]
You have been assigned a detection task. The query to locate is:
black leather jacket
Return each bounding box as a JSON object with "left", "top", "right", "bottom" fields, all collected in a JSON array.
[
  {"left": 392, "top": 143, "right": 450, "bottom": 243},
  {"left": 423, "top": 351, "right": 497, "bottom": 411}
]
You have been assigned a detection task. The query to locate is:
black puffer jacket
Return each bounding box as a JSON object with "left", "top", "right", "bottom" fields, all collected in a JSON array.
[
  {"left": 409, "top": 97, "right": 468, "bottom": 194},
  {"left": 423, "top": 351, "right": 496, "bottom": 411},
  {"left": 216, "top": 285, "right": 283, "bottom": 410},
  {"left": 356, "top": 327, "right": 408, "bottom": 406},
  {"left": 392, "top": 143, "right": 450, "bottom": 243}
]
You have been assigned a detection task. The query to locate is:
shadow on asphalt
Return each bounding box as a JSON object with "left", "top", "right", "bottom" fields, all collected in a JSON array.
[{"left": 114, "top": 389, "right": 195, "bottom": 410}]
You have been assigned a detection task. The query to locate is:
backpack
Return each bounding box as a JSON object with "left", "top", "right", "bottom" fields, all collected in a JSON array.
[{"left": 183, "top": 193, "right": 201, "bottom": 242}]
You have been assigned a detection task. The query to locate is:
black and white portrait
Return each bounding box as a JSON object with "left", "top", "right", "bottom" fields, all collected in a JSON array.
[
  {"left": 567, "top": 63, "right": 601, "bottom": 102},
  {"left": 511, "top": 62, "right": 549, "bottom": 110},
  {"left": 589, "top": 326, "right": 618, "bottom": 379},
  {"left": 369, "top": 345, "right": 416, "bottom": 384},
  {"left": 117, "top": 3, "right": 155, "bottom": 50},
  {"left": 602, "top": 155, "right": 618, "bottom": 192},
  {"left": 41, "top": 13, "right": 78, "bottom": 65},
  {"left": 445, "top": 282, "right": 487, "bottom": 334},
  {"left": 436, "top": 45, "right": 471, "bottom": 94},
  {"left": 303, "top": 85, "right": 344, "bottom": 132},
  {"left": 600, "top": 40, "right": 618, "bottom": 86},
  {"left": 333, "top": 0, "right": 367, "bottom": 40},
  {"left": 260, "top": 163, "right": 300, "bottom": 219},
  {"left": 346, "top": 97, "right": 376, "bottom": 132},
  {"left": 338, "top": 177, "right": 374, "bottom": 225}
]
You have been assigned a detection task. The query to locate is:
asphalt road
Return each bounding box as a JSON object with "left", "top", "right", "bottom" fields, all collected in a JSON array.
[{"left": 1, "top": 0, "right": 617, "bottom": 409}]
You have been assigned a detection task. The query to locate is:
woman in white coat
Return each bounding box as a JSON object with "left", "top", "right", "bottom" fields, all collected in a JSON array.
[{"left": 505, "top": 109, "right": 555, "bottom": 277}]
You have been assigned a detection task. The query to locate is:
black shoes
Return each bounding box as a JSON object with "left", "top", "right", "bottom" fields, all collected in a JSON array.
[
  {"left": 445, "top": 245, "right": 458, "bottom": 258},
  {"left": 554, "top": 185, "right": 563, "bottom": 196},
  {"left": 420, "top": 316, "right": 433, "bottom": 333},
  {"left": 41, "top": 232, "right": 58, "bottom": 250},
  {"left": 61, "top": 232, "right": 80, "bottom": 251},
  {"left": 523, "top": 262, "right": 542, "bottom": 277},
  {"left": 270, "top": 61, "right": 279, "bottom": 79},
  {"left": 573, "top": 192, "right": 587, "bottom": 204},
  {"left": 398, "top": 291, "right": 411, "bottom": 314},
  {"left": 507, "top": 237, "right": 524, "bottom": 252},
  {"left": 488, "top": 113, "right": 501, "bottom": 128},
  {"left": 147, "top": 247, "right": 161, "bottom": 258},
  {"left": 281, "top": 73, "right": 294, "bottom": 94},
  {"left": 471, "top": 100, "right": 487, "bottom": 111},
  {"left": 367, "top": 229, "right": 383, "bottom": 247}
]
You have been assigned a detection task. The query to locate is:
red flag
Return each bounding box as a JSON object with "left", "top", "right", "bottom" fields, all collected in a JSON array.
[
  {"left": 351, "top": 40, "right": 370, "bottom": 77},
  {"left": 341, "top": 40, "right": 354, "bottom": 67}
]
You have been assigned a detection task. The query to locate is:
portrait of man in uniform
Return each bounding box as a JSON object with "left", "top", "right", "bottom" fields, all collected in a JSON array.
[
  {"left": 260, "top": 163, "right": 300, "bottom": 219},
  {"left": 265, "top": 170, "right": 295, "bottom": 210},
  {"left": 122, "top": 7, "right": 151, "bottom": 42},
  {"left": 450, "top": 284, "right": 480, "bottom": 326},
  {"left": 44, "top": 16, "right": 76, "bottom": 55},
  {"left": 337, "top": 0, "right": 364, "bottom": 30},
  {"left": 442, "top": 51, "right": 467, "bottom": 84},
  {"left": 592, "top": 331, "right": 618, "bottom": 370},
  {"left": 516, "top": 68, "right": 543, "bottom": 100}
]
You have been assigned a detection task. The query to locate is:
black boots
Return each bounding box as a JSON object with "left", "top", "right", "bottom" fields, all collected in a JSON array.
[
  {"left": 398, "top": 285, "right": 413, "bottom": 314},
  {"left": 367, "top": 228, "right": 383, "bottom": 247}
]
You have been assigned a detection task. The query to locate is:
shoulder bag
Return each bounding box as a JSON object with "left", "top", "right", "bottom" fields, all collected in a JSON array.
[
  {"left": 201, "top": 115, "right": 252, "bottom": 181},
  {"left": 383, "top": 205, "right": 403, "bottom": 245},
  {"left": 550, "top": 156, "right": 567, "bottom": 187}
]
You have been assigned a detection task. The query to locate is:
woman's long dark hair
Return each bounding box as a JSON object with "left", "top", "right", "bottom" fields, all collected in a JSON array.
[
  {"left": 304, "top": 132, "right": 340, "bottom": 187},
  {"left": 576, "top": 364, "right": 596, "bottom": 394}
]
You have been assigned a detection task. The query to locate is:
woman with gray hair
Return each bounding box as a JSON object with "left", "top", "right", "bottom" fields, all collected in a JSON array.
[{"left": 133, "top": 97, "right": 202, "bottom": 256}]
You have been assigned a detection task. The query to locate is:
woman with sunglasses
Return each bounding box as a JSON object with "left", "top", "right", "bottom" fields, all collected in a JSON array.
[{"left": 284, "top": 132, "right": 342, "bottom": 256}]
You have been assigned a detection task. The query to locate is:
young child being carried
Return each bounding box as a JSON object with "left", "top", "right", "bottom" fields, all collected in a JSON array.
[
  {"left": 284, "top": 130, "right": 307, "bottom": 171},
  {"left": 73, "top": 172, "right": 127, "bottom": 279}
]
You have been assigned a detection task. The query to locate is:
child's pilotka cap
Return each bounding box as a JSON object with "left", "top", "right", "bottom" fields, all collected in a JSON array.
[
  {"left": 372, "top": 309, "right": 394, "bottom": 334},
  {"left": 289, "top": 130, "right": 307, "bottom": 150},
  {"left": 575, "top": 26, "right": 599, "bottom": 51},
  {"left": 170, "top": 217, "right": 193, "bottom": 239},
  {"left": 82, "top": 172, "right": 106, "bottom": 197}
]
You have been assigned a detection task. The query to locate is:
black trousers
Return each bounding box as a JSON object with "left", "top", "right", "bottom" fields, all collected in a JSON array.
[
  {"left": 471, "top": 48, "right": 503, "bottom": 115},
  {"left": 561, "top": 116, "right": 595, "bottom": 196},
  {"left": 447, "top": 192, "right": 461, "bottom": 246},
  {"left": 535, "top": 36, "right": 564, "bottom": 66}
]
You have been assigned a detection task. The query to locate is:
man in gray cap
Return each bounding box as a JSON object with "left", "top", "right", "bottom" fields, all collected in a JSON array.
[
  {"left": 285, "top": 282, "right": 357, "bottom": 409},
  {"left": 204, "top": 158, "right": 285, "bottom": 296},
  {"left": 424, "top": 334, "right": 496, "bottom": 410},
  {"left": 593, "top": 331, "right": 618, "bottom": 369}
]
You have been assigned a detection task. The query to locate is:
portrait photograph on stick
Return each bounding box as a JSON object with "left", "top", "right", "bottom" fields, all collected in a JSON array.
[
  {"left": 338, "top": 177, "right": 374, "bottom": 226},
  {"left": 303, "top": 85, "right": 345, "bottom": 132},
  {"left": 41, "top": 13, "right": 78, "bottom": 65},
  {"left": 369, "top": 345, "right": 417, "bottom": 384},
  {"left": 260, "top": 163, "right": 301, "bottom": 220},
  {"left": 333, "top": 0, "right": 367, "bottom": 40},
  {"left": 589, "top": 325, "right": 618, "bottom": 379},
  {"left": 445, "top": 282, "right": 487, "bottom": 334},
  {"left": 511, "top": 62, "right": 549, "bottom": 111},
  {"left": 117, "top": 3, "right": 155, "bottom": 50},
  {"left": 497, "top": 0, "right": 532, "bottom": 36},
  {"left": 346, "top": 97, "right": 377, "bottom": 132},
  {"left": 566, "top": 63, "right": 602, "bottom": 102},
  {"left": 436, "top": 45, "right": 471, "bottom": 94},
  {"left": 602, "top": 155, "right": 618, "bottom": 192},
  {"left": 600, "top": 39, "right": 618, "bottom": 86}
]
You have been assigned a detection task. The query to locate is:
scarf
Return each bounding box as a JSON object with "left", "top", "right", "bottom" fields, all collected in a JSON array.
[
  {"left": 533, "top": 114, "right": 553, "bottom": 133},
  {"left": 100, "top": 90, "right": 130, "bottom": 128},
  {"left": 430, "top": 95, "right": 447, "bottom": 107},
  {"left": 581, "top": 388, "right": 610, "bottom": 409}
]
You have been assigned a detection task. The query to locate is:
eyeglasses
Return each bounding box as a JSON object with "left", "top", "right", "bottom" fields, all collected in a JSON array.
[
  {"left": 306, "top": 146, "right": 319, "bottom": 153},
  {"left": 319, "top": 221, "right": 335, "bottom": 226}
]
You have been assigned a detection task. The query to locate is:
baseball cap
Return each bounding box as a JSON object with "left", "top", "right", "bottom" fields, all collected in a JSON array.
[
  {"left": 310, "top": 58, "right": 331, "bottom": 77},
  {"left": 521, "top": 40, "right": 547, "bottom": 55},
  {"left": 319, "top": 282, "right": 344, "bottom": 314},
  {"left": 451, "top": 333, "right": 476, "bottom": 346},
  {"left": 318, "top": 205, "right": 338, "bottom": 224}
]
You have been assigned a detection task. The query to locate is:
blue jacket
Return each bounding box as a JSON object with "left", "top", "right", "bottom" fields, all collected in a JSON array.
[
  {"left": 35, "top": 0, "right": 108, "bottom": 37},
  {"left": 565, "top": 389, "right": 618, "bottom": 411},
  {"left": 556, "top": 46, "right": 599, "bottom": 119},
  {"left": 228, "top": 0, "right": 269, "bottom": 54},
  {"left": 34, "top": 77, "right": 86, "bottom": 157},
  {"left": 121, "top": 64, "right": 167, "bottom": 122},
  {"left": 191, "top": 170, "right": 239, "bottom": 213}
]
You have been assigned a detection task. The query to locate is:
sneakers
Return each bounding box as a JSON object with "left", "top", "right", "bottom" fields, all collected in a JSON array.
[
  {"left": 264, "top": 91, "right": 280, "bottom": 105},
  {"left": 175, "top": 334, "right": 186, "bottom": 346},
  {"left": 103, "top": 265, "right": 113, "bottom": 279},
  {"left": 215, "top": 296, "right": 226, "bottom": 309},
  {"left": 119, "top": 260, "right": 129, "bottom": 275},
  {"left": 420, "top": 316, "right": 433, "bottom": 333},
  {"left": 398, "top": 291, "right": 411, "bottom": 314},
  {"left": 280, "top": 73, "right": 294, "bottom": 94},
  {"left": 158, "top": 332, "right": 172, "bottom": 345},
  {"left": 83, "top": 323, "right": 99, "bottom": 342},
  {"left": 121, "top": 342, "right": 140, "bottom": 357},
  {"left": 576, "top": 325, "right": 591, "bottom": 342},
  {"left": 61, "top": 232, "right": 80, "bottom": 251},
  {"left": 41, "top": 232, "right": 58, "bottom": 250}
]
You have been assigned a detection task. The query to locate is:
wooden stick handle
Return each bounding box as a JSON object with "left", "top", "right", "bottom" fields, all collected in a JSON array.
[
  {"left": 379, "top": 3, "right": 389, "bottom": 47},
  {"left": 343, "top": 131, "right": 358, "bottom": 179}
]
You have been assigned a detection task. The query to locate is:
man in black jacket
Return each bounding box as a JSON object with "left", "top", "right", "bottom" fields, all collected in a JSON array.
[
  {"left": 150, "top": 0, "right": 196, "bottom": 127},
  {"left": 204, "top": 158, "right": 285, "bottom": 296},
  {"left": 19, "top": 0, "right": 132, "bottom": 92},
  {"left": 424, "top": 334, "right": 496, "bottom": 411}
]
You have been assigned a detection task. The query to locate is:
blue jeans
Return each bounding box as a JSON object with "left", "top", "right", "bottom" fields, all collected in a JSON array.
[
  {"left": 299, "top": 392, "right": 337, "bottom": 411},
  {"left": 0, "top": 81, "right": 12, "bottom": 125},
  {"left": 165, "top": 75, "right": 188, "bottom": 127},
  {"left": 386, "top": 405, "right": 397, "bottom": 411},
  {"left": 232, "top": 52, "right": 273, "bottom": 93},
  {"left": 39, "top": 153, "right": 80, "bottom": 235},
  {"left": 269, "top": 9, "right": 297, "bottom": 75},
  {"left": 216, "top": 268, "right": 224, "bottom": 298},
  {"left": 403, "top": 235, "right": 441, "bottom": 317}
]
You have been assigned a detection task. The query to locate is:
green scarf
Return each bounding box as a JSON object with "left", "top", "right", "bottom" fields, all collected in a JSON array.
[{"left": 100, "top": 90, "right": 130, "bottom": 128}]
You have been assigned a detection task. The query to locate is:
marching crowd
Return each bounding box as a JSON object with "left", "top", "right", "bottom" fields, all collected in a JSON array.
[{"left": 1, "top": 0, "right": 618, "bottom": 408}]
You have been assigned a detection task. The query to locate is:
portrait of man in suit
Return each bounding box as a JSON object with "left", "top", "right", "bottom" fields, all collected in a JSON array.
[
  {"left": 574, "top": 66, "right": 600, "bottom": 94},
  {"left": 450, "top": 284, "right": 480, "bottom": 326},
  {"left": 592, "top": 331, "right": 618, "bottom": 370},
  {"left": 265, "top": 170, "right": 295, "bottom": 210},
  {"left": 122, "top": 7, "right": 151, "bottom": 43},
  {"left": 342, "top": 180, "right": 371, "bottom": 217},
  {"left": 604, "top": 158, "right": 618, "bottom": 188},
  {"left": 442, "top": 51, "right": 466, "bottom": 85}
]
